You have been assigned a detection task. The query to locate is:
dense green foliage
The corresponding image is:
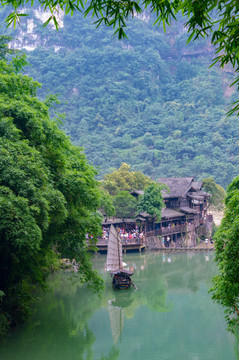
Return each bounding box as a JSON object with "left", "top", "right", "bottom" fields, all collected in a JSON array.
[
  {"left": 112, "top": 190, "right": 138, "bottom": 219},
  {"left": 98, "top": 188, "right": 116, "bottom": 219},
  {"left": 2, "top": 1, "right": 239, "bottom": 112},
  {"left": 0, "top": 9, "right": 237, "bottom": 188},
  {"left": 202, "top": 177, "right": 226, "bottom": 210},
  {"left": 102, "top": 163, "right": 151, "bottom": 196},
  {"left": 138, "top": 183, "right": 165, "bottom": 220},
  {"left": 101, "top": 164, "right": 165, "bottom": 220},
  {"left": 0, "top": 54, "right": 103, "bottom": 334},
  {"left": 0, "top": 35, "right": 16, "bottom": 59},
  {"left": 211, "top": 176, "right": 239, "bottom": 331}
]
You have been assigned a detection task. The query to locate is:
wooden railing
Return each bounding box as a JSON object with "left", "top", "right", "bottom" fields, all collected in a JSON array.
[
  {"left": 97, "top": 236, "right": 145, "bottom": 245},
  {"left": 97, "top": 218, "right": 211, "bottom": 244}
]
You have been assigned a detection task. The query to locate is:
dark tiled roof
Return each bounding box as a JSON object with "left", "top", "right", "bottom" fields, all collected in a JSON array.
[
  {"left": 103, "top": 218, "right": 135, "bottom": 225},
  {"left": 180, "top": 207, "right": 199, "bottom": 214},
  {"left": 161, "top": 208, "right": 185, "bottom": 219},
  {"left": 135, "top": 212, "right": 151, "bottom": 220},
  {"left": 188, "top": 190, "right": 211, "bottom": 201},
  {"left": 191, "top": 181, "right": 202, "bottom": 191},
  {"left": 187, "top": 194, "right": 205, "bottom": 201},
  {"left": 158, "top": 177, "right": 194, "bottom": 198},
  {"left": 192, "top": 190, "right": 210, "bottom": 197}
]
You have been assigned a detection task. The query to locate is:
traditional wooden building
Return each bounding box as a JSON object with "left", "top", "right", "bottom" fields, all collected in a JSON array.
[
  {"left": 99, "top": 177, "right": 213, "bottom": 250},
  {"left": 134, "top": 177, "right": 212, "bottom": 247}
]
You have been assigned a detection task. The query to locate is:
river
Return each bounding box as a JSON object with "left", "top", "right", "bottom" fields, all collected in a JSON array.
[{"left": 0, "top": 251, "right": 238, "bottom": 360}]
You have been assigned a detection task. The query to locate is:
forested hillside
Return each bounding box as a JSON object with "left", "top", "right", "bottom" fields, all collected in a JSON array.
[{"left": 1, "top": 7, "right": 238, "bottom": 188}]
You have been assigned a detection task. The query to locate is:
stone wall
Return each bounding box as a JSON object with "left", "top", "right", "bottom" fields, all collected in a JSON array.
[{"left": 196, "top": 222, "right": 213, "bottom": 241}]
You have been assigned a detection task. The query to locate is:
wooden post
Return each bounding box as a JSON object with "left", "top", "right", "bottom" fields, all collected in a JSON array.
[{"left": 185, "top": 215, "right": 188, "bottom": 247}]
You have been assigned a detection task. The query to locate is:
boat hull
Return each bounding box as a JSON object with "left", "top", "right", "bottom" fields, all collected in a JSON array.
[
  {"left": 112, "top": 273, "right": 132, "bottom": 290},
  {"left": 112, "top": 281, "right": 131, "bottom": 290}
]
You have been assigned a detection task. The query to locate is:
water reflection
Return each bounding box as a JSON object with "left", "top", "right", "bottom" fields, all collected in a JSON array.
[
  {"left": 0, "top": 273, "right": 101, "bottom": 360},
  {"left": 0, "top": 252, "right": 237, "bottom": 360},
  {"left": 108, "top": 299, "right": 124, "bottom": 344}
]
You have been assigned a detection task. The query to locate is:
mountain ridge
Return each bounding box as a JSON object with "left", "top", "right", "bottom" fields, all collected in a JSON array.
[{"left": 1, "top": 8, "right": 238, "bottom": 188}]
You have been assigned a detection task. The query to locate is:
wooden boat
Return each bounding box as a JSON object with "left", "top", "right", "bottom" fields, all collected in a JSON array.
[
  {"left": 106, "top": 225, "right": 134, "bottom": 289},
  {"left": 110, "top": 269, "right": 134, "bottom": 290}
]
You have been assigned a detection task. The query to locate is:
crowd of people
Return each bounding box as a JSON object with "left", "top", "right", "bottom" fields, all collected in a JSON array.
[{"left": 102, "top": 226, "right": 145, "bottom": 243}]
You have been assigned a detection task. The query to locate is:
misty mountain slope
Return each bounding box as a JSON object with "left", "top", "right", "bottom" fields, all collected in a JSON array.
[{"left": 1, "top": 8, "right": 238, "bottom": 187}]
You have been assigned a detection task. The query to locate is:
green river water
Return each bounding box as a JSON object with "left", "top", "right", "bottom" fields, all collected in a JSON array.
[{"left": 0, "top": 251, "right": 238, "bottom": 360}]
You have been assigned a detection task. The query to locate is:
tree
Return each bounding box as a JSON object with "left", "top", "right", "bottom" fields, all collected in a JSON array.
[
  {"left": 102, "top": 163, "right": 151, "bottom": 195},
  {"left": 137, "top": 183, "right": 165, "bottom": 220},
  {"left": 0, "top": 55, "right": 103, "bottom": 334},
  {"left": 202, "top": 177, "right": 226, "bottom": 210},
  {"left": 0, "top": 35, "right": 16, "bottom": 60},
  {"left": 112, "top": 191, "right": 138, "bottom": 220},
  {"left": 2, "top": 1, "right": 239, "bottom": 113},
  {"left": 211, "top": 175, "right": 239, "bottom": 331},
  {"left": 98, "top": 188, "right": 116, "bottom": 220}
]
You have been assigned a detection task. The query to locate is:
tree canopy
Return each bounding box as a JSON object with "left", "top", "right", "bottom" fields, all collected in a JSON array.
[
  {"left": 98, "top": 188, "right": 116, "bottom": 219},
  {"left": 101, "top": 165, "right": 165, "bottom": 220},
  {"left": 202, "top": 177, "right": 226, "bottom": 210},
  {"left": 138, "top": 183, "right": 165, "bottom": 220},
  {"left": 112, "top": 190, "right": 138, "bottom": 220},
  {"left": 2, "top": 1, "right": 239, "bottom": 114},
  {"left": 211, "top": 175, "right": 239, "bottom": 331},
  {"left": 102, "top": 163, "right": 151, "bottom": 195},
  {"left": 0, "top": 49, "right": 103, "bottom": 334}
]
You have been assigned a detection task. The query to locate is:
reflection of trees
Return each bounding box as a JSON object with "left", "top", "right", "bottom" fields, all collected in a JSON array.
[
  {"left": 99, "top": 251, "right": 218, "bottom": 318},
  {"left": 99, "top": 252, "right": 235, "bottom": 360},
  {"left": 142, "top": 277, "right": 170, "bottom": 312},
  {"left": 99, "top": 346, "right": 120, "bottom": 360},
  {"left": 234, "top": 327, "right": 239, "bottom": 360},
  {"left": 159, "top": 251, "right": 217, "bottom": 292},
  {"left": 0, "top": 272, "right": 105, "bottom": 360},
  {"left": 108, "top": 291, "right": 134, "bottom": 309},
  {"left": 99, "top": 253, "right": 170, "bottom": 317},
  {"left": 0, "top": 252, "right": 231, "bottom": 360},
  {"left": 136, "top": 262, "right": 171, "bottom": 313}
]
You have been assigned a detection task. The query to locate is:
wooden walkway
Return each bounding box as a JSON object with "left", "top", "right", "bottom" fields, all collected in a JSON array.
[
  {"left": 152, "top": 247, "right": 214, "bottom": 251},
  {"left": 96, "top": 242, "right": 146, "bottom": 254},
  {"left": 96, "top": 238, "right": 213, "bottom": 253},
  {"left": 96, "top": 244, "right": 213, "bottom": 253},
  {"left": 151, "top": 243, "right": 214, "bottom": 251}
]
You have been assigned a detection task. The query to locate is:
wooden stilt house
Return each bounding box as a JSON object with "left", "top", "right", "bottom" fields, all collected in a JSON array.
[{"left": 98, "top": 177, "right": 213, "bottom": 250}]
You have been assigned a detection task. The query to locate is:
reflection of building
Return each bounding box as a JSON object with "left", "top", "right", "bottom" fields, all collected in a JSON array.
[{"left": 98, "top": 177, "right": 213, "bottom": 250}]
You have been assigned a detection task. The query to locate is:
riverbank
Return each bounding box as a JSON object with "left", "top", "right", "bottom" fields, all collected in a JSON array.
[
  {"left": 148, "top": 243, "right": 214, "bottom": 251},
  {"left": 152, "top": 245, "right": 214, "bottom": 251}
]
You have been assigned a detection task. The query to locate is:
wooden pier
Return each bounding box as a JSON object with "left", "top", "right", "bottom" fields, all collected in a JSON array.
[
  {"left": 95, "top": 237, "right": 213, "bottom": 254},
  {"left": 150, "top": 243, "right": 214, "bottom": 251},
  {"left": 150, "top": 247, "right": 214, "bottom": 251},
  {"left": 96, "top": 241, "right": 146, "bottom": 254}
]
